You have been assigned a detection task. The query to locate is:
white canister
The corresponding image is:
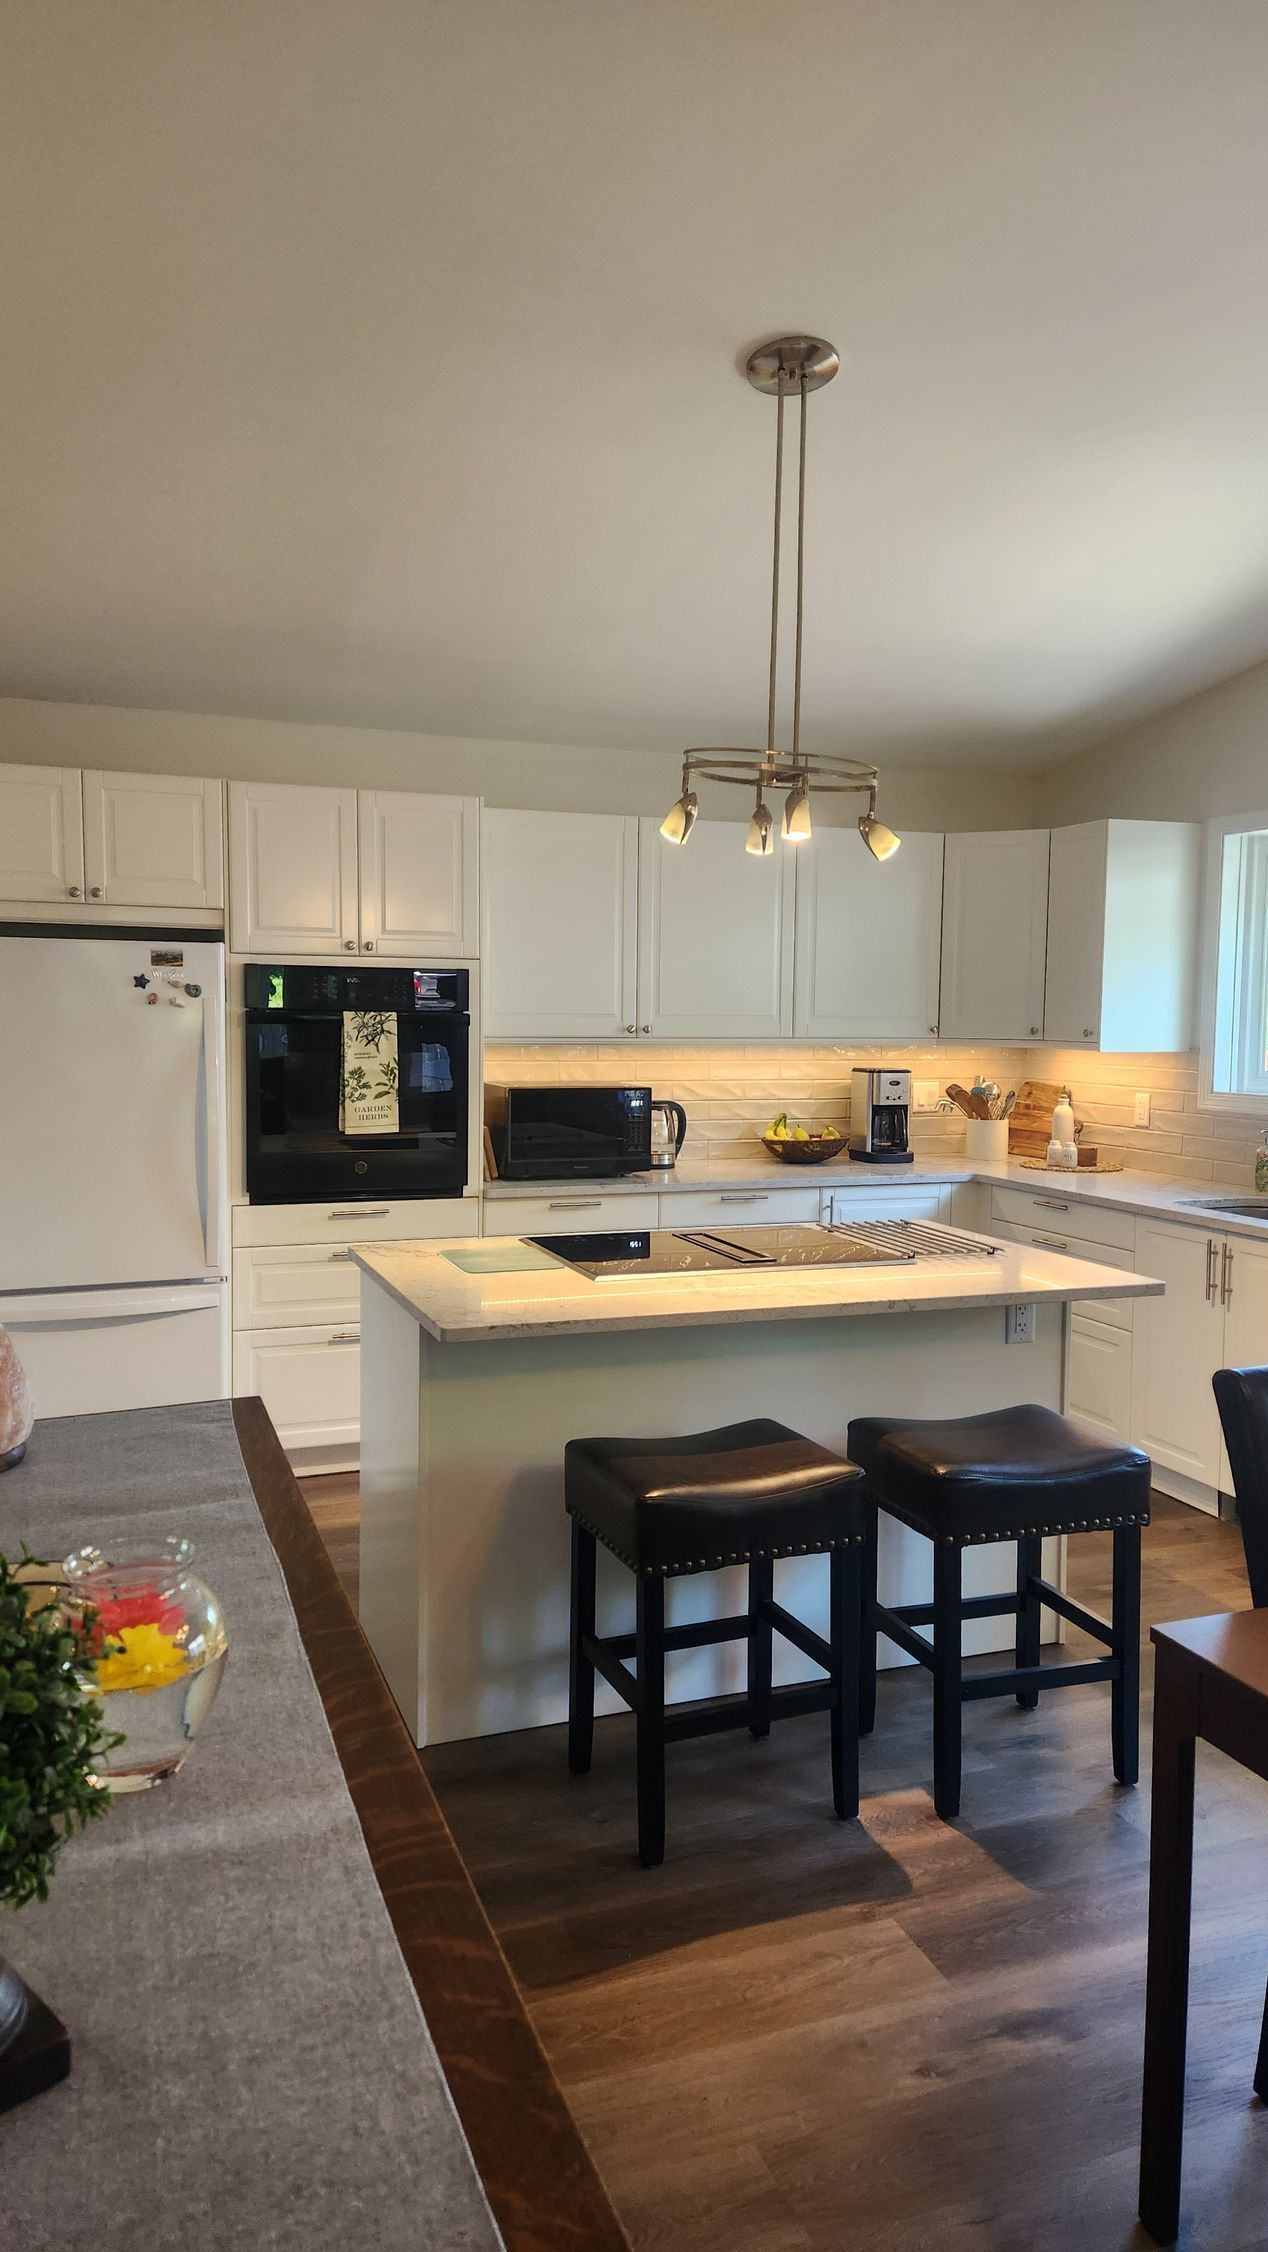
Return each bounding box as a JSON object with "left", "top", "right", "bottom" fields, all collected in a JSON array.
[{"left": 965, "top": 1117, "right": 1010, "bottom": 1162}]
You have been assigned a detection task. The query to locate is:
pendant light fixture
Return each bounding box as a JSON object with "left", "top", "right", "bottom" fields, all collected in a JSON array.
[{"left": 659, "top": 335, "right": 899, "bottom": 861}]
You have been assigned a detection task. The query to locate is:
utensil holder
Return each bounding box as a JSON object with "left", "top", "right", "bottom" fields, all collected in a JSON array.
[{"left": 964, "top": 1117, "right": 1009, "bottom": 1162}]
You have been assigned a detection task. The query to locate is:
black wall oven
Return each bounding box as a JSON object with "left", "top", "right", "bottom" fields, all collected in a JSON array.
[{"left": 244, "top": 964, "right": 470, "bottom": 1204}]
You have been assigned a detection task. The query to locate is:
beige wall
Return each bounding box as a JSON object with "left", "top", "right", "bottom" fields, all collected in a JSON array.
[
  {"left": 1037, "top": 656, "right": 1268, "bottom": 826},
  {"left": 0, "top": 695, "right": 1037, "bottom": 830}
]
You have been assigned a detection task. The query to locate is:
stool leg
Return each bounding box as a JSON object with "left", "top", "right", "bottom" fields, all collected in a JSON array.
[
  {"left": 860, "top": 1499, "right": 879, "bottom": 1738},
  {"left": 1015, "top": 1533, "right": 1042, "bottom": 1710},
  {"left": 1254, "top": 1971, "right": 1268, "bottom": 2102},
  {"left": 567, "top": 1517, "right": 597, "bottom": 1776},
  {"left": 636, "top": 1574, "right": 666, "bottom": 1867},
  {"left": 747, "top": 1555, "right": 773, "bottom": 1739},
  {"left": 831, "top": 1545, "right": 861, "bottom": 1820},
  {"left": 932, "top": 1543, "right": 963, "bottom": 1820},
  {"left": 1111, "top": 1522, "right": 1142, "bottom": 1786}
]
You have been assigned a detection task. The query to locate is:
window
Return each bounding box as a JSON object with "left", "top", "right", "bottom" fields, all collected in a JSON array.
[{"left": 1202, "top": 812, "right": 1268, "bottom": 1110}]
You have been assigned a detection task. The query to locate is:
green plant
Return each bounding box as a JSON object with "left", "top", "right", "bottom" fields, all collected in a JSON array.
[{"left": 0, "top": 1552, "right": 118, "bottom": 1909}]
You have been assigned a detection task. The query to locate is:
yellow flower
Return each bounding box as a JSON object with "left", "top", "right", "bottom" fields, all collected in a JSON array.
[{"left": 93, "top": 1622, "right": 189, "bottom": 1694}]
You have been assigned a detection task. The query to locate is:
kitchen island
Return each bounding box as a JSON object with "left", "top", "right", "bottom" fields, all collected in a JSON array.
[{"left": 353, "top": 1232, "right": 1162, "bottom": 1747}]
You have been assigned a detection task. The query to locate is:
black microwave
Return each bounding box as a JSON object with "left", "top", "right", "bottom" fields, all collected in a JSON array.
[{"left": 485, "top": 1085, "right": 652, "bottom": 1181}]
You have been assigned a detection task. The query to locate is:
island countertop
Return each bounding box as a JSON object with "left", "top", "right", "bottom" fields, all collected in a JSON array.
[{"left": 352, "top": 1234, "right": 1162, "bottom": 1344}]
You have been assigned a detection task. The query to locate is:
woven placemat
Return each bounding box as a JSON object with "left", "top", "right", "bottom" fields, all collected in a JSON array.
[{"left": 1017, "top": 1157, "right": 1124, "bottom": 1175}]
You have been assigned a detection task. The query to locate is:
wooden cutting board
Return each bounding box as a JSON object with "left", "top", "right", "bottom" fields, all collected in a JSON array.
[{"left": 1007, "top": 1079, "right": 1099, "bottom": 1166}]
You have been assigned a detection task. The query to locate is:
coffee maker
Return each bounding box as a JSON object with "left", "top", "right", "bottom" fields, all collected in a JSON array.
[{"left": 848, "top": 1068, "right": 913, "bottom": 1164}]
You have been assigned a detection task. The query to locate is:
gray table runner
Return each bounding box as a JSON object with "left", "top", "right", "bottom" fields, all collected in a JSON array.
[{"left": 0, "top": 1403, "right": 502, "bottom": 2251}]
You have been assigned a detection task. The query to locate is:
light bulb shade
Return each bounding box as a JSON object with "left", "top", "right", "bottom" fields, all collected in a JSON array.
[
  {"left": 782, "top": 783, "right": 812, "bottom": 842},
  {"left": 859, "top": 807, "right": 900, "bottom": 862},
  {"left": 660, "top": 790, "right": 698, "bottom": 844},
  {"left": 746, "top": 800, "right": 774, "bottom": 856}
]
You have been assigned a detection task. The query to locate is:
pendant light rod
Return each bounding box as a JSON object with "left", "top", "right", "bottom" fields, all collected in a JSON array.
[
  {"left": 766, "top": 381, "right": 784, "bottom": 760},
  {"left": 792, "top": 368, "right": 807, "bottom": 768}
]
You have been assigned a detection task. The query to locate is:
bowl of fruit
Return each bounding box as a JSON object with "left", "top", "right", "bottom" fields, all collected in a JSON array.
[{"left": 761, "top": 1114, "right": 847, "bottom": 1164}]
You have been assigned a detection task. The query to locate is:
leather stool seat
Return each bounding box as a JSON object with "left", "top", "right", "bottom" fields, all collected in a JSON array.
[
  {"left": 846, "top": 1403, "right": 1151, "bottom": 1546},
  {"left": 565, "top": 1417, "right": 867, "bottom": 1576}
]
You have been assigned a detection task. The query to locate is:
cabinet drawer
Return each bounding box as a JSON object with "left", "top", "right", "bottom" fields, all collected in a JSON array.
[
  {"left": 990, "top": 1186, "right": 1136, "bottom": 1252},
  {"left": 666, "top": 1187, "right": 823, "bottom": 1228},
  {"left": 232, "top": 1244, "right": 361, "bottom": 1329},
  {"left": 1006, "top": 1222, "right": 1136, "bottom": 1328},
  {"left": 232, "top": 1197, "right": 481, "bottom": 1249},
  {"left": 231, "top": 1324, "right": 360, "bottom": 1458},
  {"left": 483, "top": 1192, "right": 660, "bottom": 1237},
  {"left": 829, "top": 1186, "right": 949, "bottom": 1225}
]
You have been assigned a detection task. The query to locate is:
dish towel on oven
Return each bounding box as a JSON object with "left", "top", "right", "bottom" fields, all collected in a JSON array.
[{"left": 340, "top": 1010, "right": 400, "bottom": 1134}]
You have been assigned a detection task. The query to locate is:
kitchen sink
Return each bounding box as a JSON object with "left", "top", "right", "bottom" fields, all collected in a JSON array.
[{"left": 1183, "top": 1196, "right": 1268, "bottom": 1220}]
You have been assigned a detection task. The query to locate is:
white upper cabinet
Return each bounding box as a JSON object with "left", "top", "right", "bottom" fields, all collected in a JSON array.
[
  {"left": 939, "top": 829, "right": 1050, "bottom": 1041},
  {"left": 0, "top": 765, "right": 85, "bottom": 904},
  {"left": 793, "top": 829, "right": 944, "bottom": 1039},
  {"left": 83, "top": 770, "right": 224, "bottom": 910},
  {"left": 358, "top": 791, "right": 476, "bottom": 958},
  {"left": 482, "top": 809, "right": 638, "bottom": 1037},
  {"left": 637, "top": 817, "right": 795, "bottom": 1038},
  {"left": 1043, "top": 819, "right": 1200, "bottom": 1051},
  {"left": 228, "top": 781, "right": 358, "bottom": 954}
]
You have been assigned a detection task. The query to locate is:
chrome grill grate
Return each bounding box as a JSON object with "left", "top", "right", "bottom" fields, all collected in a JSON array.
[{"left": 829, "top": 1219, "right": 1000, "bottom": 1262}]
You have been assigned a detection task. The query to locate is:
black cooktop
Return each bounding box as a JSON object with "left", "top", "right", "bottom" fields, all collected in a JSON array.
[{"left": 527, "top": 1223, "right": 911, "bottom": 1279}]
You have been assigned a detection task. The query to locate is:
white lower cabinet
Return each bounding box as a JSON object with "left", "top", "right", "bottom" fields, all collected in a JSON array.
[
  {"left": 1131, "top": 1217, "right": 1226, "bottom": 1495},
  {"left": 827, "top": 1186, "right": 950, "bottom": 1225},
  {"left": 483, "top": 1192, "right": 660, "bottom": 1238},
  {"left": 1068, "top": 1313, "right": 1134, "bottom": 1444},
  {"left": 669, "top": 1186, "right": 823, "bottom": 1228},
  {"left": 232, "top": 1324, "right": 361, "bottom": 1473}
]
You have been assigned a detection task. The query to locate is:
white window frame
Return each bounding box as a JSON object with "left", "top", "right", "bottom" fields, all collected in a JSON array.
[{"left": 1198, "top": 809, "right": 1268, "bottom": 1116}]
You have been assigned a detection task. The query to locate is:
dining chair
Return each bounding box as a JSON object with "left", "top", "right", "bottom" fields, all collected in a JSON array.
[{"left": 1212, "top": 1363, "right": 1268, "bottom": 2096}]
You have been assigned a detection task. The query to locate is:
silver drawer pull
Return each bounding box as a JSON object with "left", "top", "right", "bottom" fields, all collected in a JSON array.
[
  {"left": 328, "top": 1329, "right": 359, "bottom": 1344},
  {"left": 1036, "top": 1199, "right": 1070, "bottom": 1212},
  {"left": 720, "top": 1193, "right": 768, "bottom": 1203},
  {"left": 328, "top": 1207, "right": 389, "bottom": 1219},
  {"left": 328, "top": 1249, "right": 353, "bottom": 1262},
  {"left": 1034, "top": 1235, "right": 1070, "bottom": 1252},
  {"left": 548, "top": 1198, "right": 602, "bottom": 1209}
]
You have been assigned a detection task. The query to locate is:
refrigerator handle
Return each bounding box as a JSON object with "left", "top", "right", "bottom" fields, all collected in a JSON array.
[{"left": 200, "top": 969, "right": 226, "bottom": 1277}]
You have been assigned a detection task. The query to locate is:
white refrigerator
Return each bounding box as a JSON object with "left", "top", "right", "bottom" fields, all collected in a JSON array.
[{"left": 0, "top": 931, "right": 228, "bottom": 1416}]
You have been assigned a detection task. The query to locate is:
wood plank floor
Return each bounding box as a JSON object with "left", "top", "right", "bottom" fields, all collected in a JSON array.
[{"left": 302, "top": 1475, "right": 1268, "bottom": 2252}]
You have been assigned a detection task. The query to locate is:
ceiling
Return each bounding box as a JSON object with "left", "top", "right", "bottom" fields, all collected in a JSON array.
[{"left": 4, "top": 1, "right": 1268, "bottom": 770}]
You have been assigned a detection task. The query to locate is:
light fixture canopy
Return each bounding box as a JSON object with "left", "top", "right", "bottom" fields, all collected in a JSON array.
[{"left": 659, "top": 334, "right": 900, "bottom": 863}]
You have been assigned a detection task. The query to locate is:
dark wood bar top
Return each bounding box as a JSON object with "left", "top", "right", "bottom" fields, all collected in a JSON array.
[{"left": 233, "top": 1397, "right": 628, "bottom": 2252}]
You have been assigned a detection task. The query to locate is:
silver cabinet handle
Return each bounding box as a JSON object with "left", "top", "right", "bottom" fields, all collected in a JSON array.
[
  {"left": 548, "top": 1198, "right": 601, "bottom": 1210},
  {"left": 1221, "top": 1241, "right": 1234, "bottom": 1307},
  {"left": 1030, "top": 1024, "right": 1041, "bottom": 1036},
  {"left": 1034, "top": 1235, "right": 1070, "bottom": 1252},
  {"left": 328, "top": 1249, "right": 352, "bottom": 1261},
  {"left": 640, "top": 1024, "right": 651, "bottom": 1034},
  {"left": 89, "top": 885, "right": 104, "bottom": 899},
  {"left": 328, "top": 1329, "right": 359, "bottom": 1344},
  {"left": 721, "top": 1193, "right": 768, "bottom": 1203},
  {"left": 67, "top": 884, "right": 82, "bottom": 899},
  {"left": 328, "top": 1206, "right": 389, "bottom": 1219},
  {"left": 1083, "top": 1028, "right": 1096, "bottom": 1040},
  {"left": 929, "top": 1024, "right": 938, "bottom": 1034},
  {"left": 363, "top": 939, "right": 375, "bottom": 951},
  {"left": 1036, "top": 1199, "right": 1070, "bottom": 1212},
  {"left": 343, "top": 939, "right": 357, "bottom": 951},
  {"left": 625, "top": 1024, "right": 637, "bottom": 1034},
  {"left": 1205, "top": 1237, "right": 1218, "bottom": 1303}
]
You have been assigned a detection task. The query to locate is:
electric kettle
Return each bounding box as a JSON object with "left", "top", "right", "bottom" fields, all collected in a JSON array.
[{"left": 649, "top": 1099, "right": 687, "bottom": 1170}]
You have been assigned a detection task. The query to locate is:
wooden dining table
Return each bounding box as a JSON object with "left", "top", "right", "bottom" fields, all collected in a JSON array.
[{"left": 1139, "top": 1607, "right": 1268, "bottom": 2244}]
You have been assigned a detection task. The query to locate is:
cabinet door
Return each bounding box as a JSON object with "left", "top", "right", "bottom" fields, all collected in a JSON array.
[
  {"left": 637, "top": 817, "right": 795, "bottom": 1038},
  {"left": 1131, "top": 1218, "right": 1224, "bottom": 1484},
  {"left": 793, "top": 829, "right": 944, "bottom": 1038},
  {"left": 1221, "top": 1236, "right": 1268, "bottom": 1385},
  {"left": 1068, "top": 1312, "right": 1133, "bottom": 1442},
  {"left": 358, "top": 791, "right": 477, "bottom": 958},
  {"left": 83, "top": 771, "right": 224, "bottom": 910},
  {"left": 1043, "top": 822, "right": 1106, "bottom": 1045},
  {"left": 939, "top": 829, "right": 1050, "bottom": 1040},
  {"left": 231, "top": 1324, "right": 360, "bottom": 1464},
  {"left": 482, "top": 809, "right": 639, "bottom": 1037},
  {"left": 0, "top": 764, "right": 84, "bottom": 904},
  {"left": 228, "top": 781, "right": 357, "bottom": 954}
]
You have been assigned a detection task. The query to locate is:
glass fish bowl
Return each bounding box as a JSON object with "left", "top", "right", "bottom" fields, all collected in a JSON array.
[{"left": 62, "top": 1538, "right": 229, "bottom": 1792}]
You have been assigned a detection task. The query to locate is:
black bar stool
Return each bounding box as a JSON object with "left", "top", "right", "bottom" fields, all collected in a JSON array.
[
  {"left": 846, "top": 1403, "right": 1151, "bottom": 1820},
  {"left": 565, "top": 1418, "right": 866, "bottom": 1865}
]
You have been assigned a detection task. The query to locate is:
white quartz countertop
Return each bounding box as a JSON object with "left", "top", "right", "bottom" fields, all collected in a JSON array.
[
  {"left": 353, "top": 1234, "right": 1162, "bottom": 1345},
  {"left": 483, "top": 1154, "right": 1268, "bottom": 1239}
]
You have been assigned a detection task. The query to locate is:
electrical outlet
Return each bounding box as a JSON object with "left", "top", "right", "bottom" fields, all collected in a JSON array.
[
  {"left": 914, "top": 1078, "right": 940, "bottom": 1112},
  {"left": 1005, "top": 1301, "right": 1036, "bottom": 1345},
  {"left": 1134, "top": 1091, "right": 1151, "bottom": 1128}
]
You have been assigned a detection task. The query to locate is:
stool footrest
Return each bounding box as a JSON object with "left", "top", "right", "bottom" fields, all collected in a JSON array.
[
  {"left": 759, "top": 1597, "right": 832, "bottom": 1674},
  {"left": 664, "top": 1679, "right": 835, "bottom": 1744},
  {"left": 602, "top": 1615, "right": 750, "bottom": 1661},
  {"left": 1028, "top": 1576, "right": 1114, "bottom": 1649},
  {"left": 870, "top": 1603, "right": 936, "bottom": 1668},
  {"left": 580, "top": 1631, "right": 642, "bottom": 1713},
  {"left": 886, "top": 1591, "right": 1022, "bottom": 1628},
  {"left": 962, "top": 1656, "right": 1117, "bottom": 1702}
]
